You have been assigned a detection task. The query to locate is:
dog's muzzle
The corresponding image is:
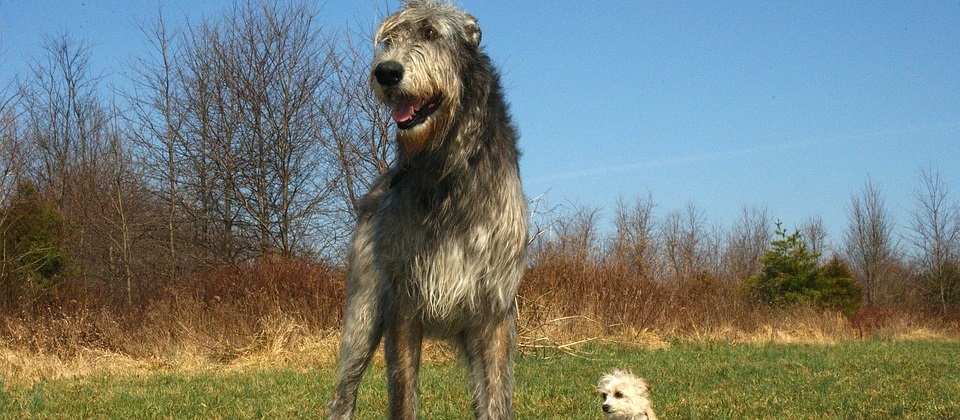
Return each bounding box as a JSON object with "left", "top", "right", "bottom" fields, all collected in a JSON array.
[{"left": 374, "top": 61, "right": 442, "bottom": 130}]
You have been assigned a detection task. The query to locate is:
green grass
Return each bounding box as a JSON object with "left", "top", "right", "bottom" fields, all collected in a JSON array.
[{"left": 1, "top": 340, "right": 958, "bottom": 419}]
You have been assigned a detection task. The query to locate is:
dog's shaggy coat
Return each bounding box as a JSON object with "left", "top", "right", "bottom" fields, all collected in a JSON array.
[{"left": 328, "top": 1, "right": 528, "bottom": 419}]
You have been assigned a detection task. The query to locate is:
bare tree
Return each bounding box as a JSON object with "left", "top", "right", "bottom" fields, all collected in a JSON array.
[
  {"left": 532, "top": 203, "right": 602, "bottom": 267},
  {"left": 104, "top": 112, "right": 137, "bottom": 307},
  {"left": 127, "top": 2, "right": 398, "bottom": 264},
  {"left": 0, "top": 72, "right": 31, "bottom": 308},
  {"left": 323, "top": 31, "right": 393, "bottom": 220},
  {"left": 723, "top": 205, "right": 771, "bottom": 282},
  {"left": 127, "top": 7, "right": 185, "bottom": 280},
  {"left": 704, "top": 221, "right": 726, "bottom": 275},
  {"left": 14, "top": 32, "right": 154, "bottom": 307},
  {"left": 19, "top": 32, "right": 109, "bottom": 209},
  {"left": 609, "top": 194, "right": 662, "bottom": 282},
  {"left": 908, "top": 167, "right": 960, "bottom": 312},
  {"left": 220, "top": 1, "right": 338, "bottom": 256},
  {"left": 801, "top": 215, "right": 829, "bottom": 265},
  {"left": 176, "top": 23, "right": 242, "bottom": 261},
  {"left": 163, "top": 1, "right": 344, "bottom": 260},
  {"left": 843, "top": 178, "right": 898, "bottom": 305},
  {"left": 0, "top": 82, "right": 24, "bottom": 201},
  {"left": 661, "top": 203, "right": 711, "bottom": 282}
]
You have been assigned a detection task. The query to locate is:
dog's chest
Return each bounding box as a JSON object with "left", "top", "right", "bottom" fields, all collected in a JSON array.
[{"left": 374, "top": 173, "right": 526, "bottom": 320}]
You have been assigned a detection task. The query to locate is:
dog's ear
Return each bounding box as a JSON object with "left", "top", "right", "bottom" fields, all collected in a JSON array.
[
  {"left": 597, "top": 374, "right": 612, "bottom": 392},
  {"left": 639, "top": 378, "right": 652, "bottom": 393},
  {"left": 464, "top": 15, "right": 481, "bottom": 46}
]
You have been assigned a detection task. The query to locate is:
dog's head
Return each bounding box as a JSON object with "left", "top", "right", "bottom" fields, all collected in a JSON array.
[
  {"left": 370, "top": 0, "right": 482, "bottom": 156},
  {"left": 597, "top": 370, "right": 654, "bottom": 420}
]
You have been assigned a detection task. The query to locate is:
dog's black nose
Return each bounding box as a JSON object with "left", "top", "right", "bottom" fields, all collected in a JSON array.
[
  {"left": 602, "top": 403, "right": 611, "bottom": 413},
  {"left": 374, "top": 61, "right": 404, "bottom": 87}
]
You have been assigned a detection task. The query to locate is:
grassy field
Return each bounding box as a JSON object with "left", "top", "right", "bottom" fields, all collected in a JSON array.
[{"left": 1, "top": 340, "right": 957, "bottom": 419}]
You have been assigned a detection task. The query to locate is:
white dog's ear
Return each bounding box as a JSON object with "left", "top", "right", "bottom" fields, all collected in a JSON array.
[{"left": 598, "top": 372, "right": 622, "bottom": 392}]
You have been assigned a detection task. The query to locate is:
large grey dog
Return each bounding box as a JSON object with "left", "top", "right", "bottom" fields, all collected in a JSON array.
[{"left": 328, "top": 1, "right": 528, "bottom": 419}]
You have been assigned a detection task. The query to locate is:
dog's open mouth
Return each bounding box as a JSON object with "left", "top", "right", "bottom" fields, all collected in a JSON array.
[{"left": 391, "top": 95, "right": 441, "bottom": 130}]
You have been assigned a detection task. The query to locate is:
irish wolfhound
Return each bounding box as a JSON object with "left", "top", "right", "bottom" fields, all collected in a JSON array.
[
  {"left": 597, "top": 370, "right": 659, "bottom": 420},
  {"left": 328, "top": 1, "right": 528, "bottom": 419}
]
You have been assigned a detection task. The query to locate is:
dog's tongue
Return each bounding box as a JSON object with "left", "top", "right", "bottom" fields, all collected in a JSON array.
[{"left": 391, "top": 98, "right": 423, "bottom": 123}]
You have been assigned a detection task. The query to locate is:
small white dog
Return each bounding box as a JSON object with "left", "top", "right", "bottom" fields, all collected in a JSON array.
[{"left": 597, "top": 370, "right": 659, "bottom": 420}]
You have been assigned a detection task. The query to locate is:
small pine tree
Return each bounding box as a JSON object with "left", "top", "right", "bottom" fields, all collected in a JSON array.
[
  {"left": 817, "top": 255, "right": 862, "bottom": 316},
  {"left": 744, "top": 221, "right": 862, "bottom": 314},
  {"left": 744, "top": 221, "right": 820, "bottom": 306},
  {"left": 0, "top": 184, "right": 74, "bottom": 309}
]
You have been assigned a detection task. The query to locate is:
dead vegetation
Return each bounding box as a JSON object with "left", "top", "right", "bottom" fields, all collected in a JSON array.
[{"left": 0, "top": 253, "right": 956, "bottom": 383}]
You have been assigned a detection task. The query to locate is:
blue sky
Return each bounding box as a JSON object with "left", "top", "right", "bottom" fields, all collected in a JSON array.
[{"left": 2, "top": 1, "right": 959, "bottom": 251}]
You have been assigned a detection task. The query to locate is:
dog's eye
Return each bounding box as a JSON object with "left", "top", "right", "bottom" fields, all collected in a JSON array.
[
  {"left": 422, "top": 26, "right": 438, "bottom": 40},
  {"left": 614, "top": 391, "right": 623, "bottom": 399},
  {"left": 377, "top": 37, "right": 393, "bottom": 51},
  {"left": 599, "top": 393, "right": 607, "bottom": 400}
]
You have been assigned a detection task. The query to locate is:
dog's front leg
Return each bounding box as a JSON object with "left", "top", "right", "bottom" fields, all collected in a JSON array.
[
  {"left": 329, "top": 220, "right": 387, "bottom": 419},
  {"left": 329, "top": 278, "right": 385, "bottom": 419},
  {"left": 384, "top": 302, "right": 424, "bottom": 420},
  {"left": 461, "top": 305, "right": 517, "bottom": 420}
]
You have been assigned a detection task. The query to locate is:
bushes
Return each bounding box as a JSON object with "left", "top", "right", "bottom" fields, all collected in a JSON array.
[
  {"left": 0, "top": 184, "right": 79, "bottom": 311},
  {"left": 190, "top": 255, "right": 345, "bottom": 328},
  {"left": 916, "top": 260, "right": 960, "bottom": 312},
  {"left": 818, "top": 256, "right": 863, "bottom": 316},
  {"left": 0, "top": 254, "right": 346, "bottom": 360},
  {"left": 744, "top": 222, "right": 862, "bottom": 315}
]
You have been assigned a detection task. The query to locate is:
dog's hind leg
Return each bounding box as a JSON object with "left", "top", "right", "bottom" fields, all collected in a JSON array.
[{"left": 460, "top": 304, "right": 517, "bottom": 420}]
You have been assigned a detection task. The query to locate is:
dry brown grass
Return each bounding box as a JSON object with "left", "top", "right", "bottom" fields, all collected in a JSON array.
[
  {"left": 0, "top": 254, "right": 957, "bottom": 383},
  {"left": 0, "top": 256, "right": 344, "bottom": 381},
  {"left": 516, "top": 250, "right": 959, "bottom": 351}
]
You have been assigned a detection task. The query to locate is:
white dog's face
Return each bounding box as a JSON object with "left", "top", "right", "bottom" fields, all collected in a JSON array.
[{"left": 597, "top": 370, "right": 654, "bottom": 420}]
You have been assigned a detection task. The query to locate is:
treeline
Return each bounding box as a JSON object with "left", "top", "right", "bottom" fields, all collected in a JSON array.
[
  {"left": 524, "top": 170, "right": 960, "bottom": 332},
  {"left": 0, "top": 2, "right": 388, "bottom": 314},
  {"left": 0, "top": 1, "right": 957, "bottom": 334}
]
